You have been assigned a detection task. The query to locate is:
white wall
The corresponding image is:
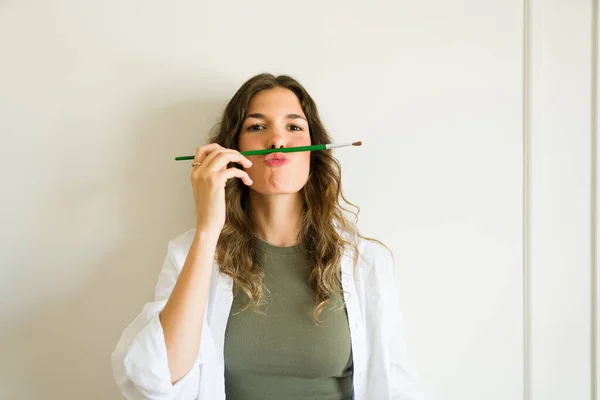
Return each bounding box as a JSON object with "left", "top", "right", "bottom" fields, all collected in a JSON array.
[
  {"left": 530, "top": 1, "right": 597, "bottom": 399},
  {"left": 0, "top": 1, "right": 596, "bottom": 399}
]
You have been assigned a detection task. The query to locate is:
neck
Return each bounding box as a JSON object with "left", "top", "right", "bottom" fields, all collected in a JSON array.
[{"left": 248, "top": 191, "right": 303, "bottom": 247}]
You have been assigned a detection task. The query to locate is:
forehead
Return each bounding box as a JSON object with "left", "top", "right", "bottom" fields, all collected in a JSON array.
[{"left": 247, "top": 87, "right": 304, "bottom": 115}]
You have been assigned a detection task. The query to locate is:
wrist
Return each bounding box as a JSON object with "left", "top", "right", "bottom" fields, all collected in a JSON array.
[{"left": 193, "top": 228, "right": 220, "bottom": 247}]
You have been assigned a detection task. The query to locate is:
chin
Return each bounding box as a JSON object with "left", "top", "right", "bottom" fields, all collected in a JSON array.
[{"left": 250, "top": 183, "right": 306, "bottom": 195}]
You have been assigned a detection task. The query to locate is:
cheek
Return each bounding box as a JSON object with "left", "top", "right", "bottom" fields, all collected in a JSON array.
[
  {"left": 301, "top": 153, "right": 311, "bottom": 168},
  {"left": 237, "top": 135, "right": 255, "bottom": 152},
  {"left": 294, "top": 136, "right": 311, "bottom": 165},
  {"left": 297, "top": 134, "right": 311, "bottom": 146},
  {"left": 298, "top": 153, "right": 311, "bottom": 179}
]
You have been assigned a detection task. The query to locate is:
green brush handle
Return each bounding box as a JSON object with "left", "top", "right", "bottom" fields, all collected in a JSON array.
[{"left": 174, "top": 144, "right": 327, "bottom": 161}]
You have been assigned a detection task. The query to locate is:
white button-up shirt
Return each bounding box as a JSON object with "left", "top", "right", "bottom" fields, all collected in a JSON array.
[{"left": 111, "top": 229, "right": 424, "bottom": 399}]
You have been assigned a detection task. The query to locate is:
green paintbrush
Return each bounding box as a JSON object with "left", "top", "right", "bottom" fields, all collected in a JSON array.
[{"left": 174, "top": 141, "right": 362, "bottom": 161}]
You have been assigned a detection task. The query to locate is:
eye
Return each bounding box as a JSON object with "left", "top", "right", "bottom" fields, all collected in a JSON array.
[
  {"left": 247, "top": 124, "right": 265, "bottom": 132},
  {"left": 289, "top": 125, "right": 303, "bottom": 131}
]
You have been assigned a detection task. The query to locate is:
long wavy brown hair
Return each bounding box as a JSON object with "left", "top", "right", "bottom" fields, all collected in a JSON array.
[{"left": 208, "top": 73, "right": 391, "bottom": 324}]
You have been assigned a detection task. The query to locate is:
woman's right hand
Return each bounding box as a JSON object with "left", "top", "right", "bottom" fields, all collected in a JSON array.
[{"left": 191, "top": 143, "right": 253, "bottom": 237}]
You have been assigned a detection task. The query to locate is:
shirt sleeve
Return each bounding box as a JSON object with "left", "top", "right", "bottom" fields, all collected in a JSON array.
[
  {"left": 111, "top": 250, "right": 203, "bottom": 399},
  {"left": 381, "top": 251, "right": 425, "bottom": 400}
]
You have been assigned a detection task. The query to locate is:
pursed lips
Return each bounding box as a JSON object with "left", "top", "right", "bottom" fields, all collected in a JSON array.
[{"left": 264, "top": 152, "right": 289, "bottom": 166}]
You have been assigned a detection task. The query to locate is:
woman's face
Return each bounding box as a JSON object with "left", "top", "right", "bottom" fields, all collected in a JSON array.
[{"left": 238, "top": 87, "right": 312, "bottom": 195}]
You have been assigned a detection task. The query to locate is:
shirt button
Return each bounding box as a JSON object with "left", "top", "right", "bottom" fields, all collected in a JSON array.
[{"left": 354, "top": 323, "right": 360, "bottom": 329}]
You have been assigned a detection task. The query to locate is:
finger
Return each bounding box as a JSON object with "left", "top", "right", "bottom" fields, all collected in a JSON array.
[
  {"left": 218, "top": 167, "right": 253, "bottom": 186},
  {"left": 200, "top": 147, "right": 228, "bottom": 167},
  {"left": 193, "top": 143, "right": 223, "bottom": 165},
  {"left": 205, "top": 149, "right": 253, "bottom": 171}
]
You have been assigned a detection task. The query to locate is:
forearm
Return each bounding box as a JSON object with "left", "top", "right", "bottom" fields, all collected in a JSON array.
[{"left": 159, "top": 231, "right": 218, "bottom": 383}]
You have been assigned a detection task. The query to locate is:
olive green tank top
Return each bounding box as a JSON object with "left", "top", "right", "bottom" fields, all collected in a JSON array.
[{"left": 223, "top": 238, "right": 353, "bottom": 400}]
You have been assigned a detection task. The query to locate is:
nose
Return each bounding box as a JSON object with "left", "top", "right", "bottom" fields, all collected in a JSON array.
[{"left": 266, "top": 129, "right": 287, "bottom": 150}]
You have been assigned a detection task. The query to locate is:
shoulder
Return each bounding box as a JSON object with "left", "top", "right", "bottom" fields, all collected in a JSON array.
[
  {"left": 352, "top": 236, "right": 397, "bottom": 304},
  {"left": 353, "top": 236, "right": 397, "bottom": 292},
  {"left": 356, "top": 236, "right": 395, "bottom": 273}
]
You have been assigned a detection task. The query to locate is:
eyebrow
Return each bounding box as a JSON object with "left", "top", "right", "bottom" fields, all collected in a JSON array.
[{"left": 244, "top": 113, "right": 307, "bottom": 122}]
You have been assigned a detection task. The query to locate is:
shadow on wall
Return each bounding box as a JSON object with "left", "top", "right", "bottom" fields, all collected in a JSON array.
[{"left": 1, "top": 94, "right": 226, "bottom": 399}]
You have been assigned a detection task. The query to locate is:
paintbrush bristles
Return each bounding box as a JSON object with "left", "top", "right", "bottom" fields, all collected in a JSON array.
[{"left": 352, "top": 141, "right": 362, "bottom": 146}]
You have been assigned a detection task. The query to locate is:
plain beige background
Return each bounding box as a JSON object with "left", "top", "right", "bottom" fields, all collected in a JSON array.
[{"left": 0, "top": 1, "right": 597, "bottom": 399}]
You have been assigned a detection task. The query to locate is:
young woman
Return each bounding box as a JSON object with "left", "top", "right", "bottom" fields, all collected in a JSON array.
[{"left": 111, "top": 73, "right": 424, "bottom": 400}]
